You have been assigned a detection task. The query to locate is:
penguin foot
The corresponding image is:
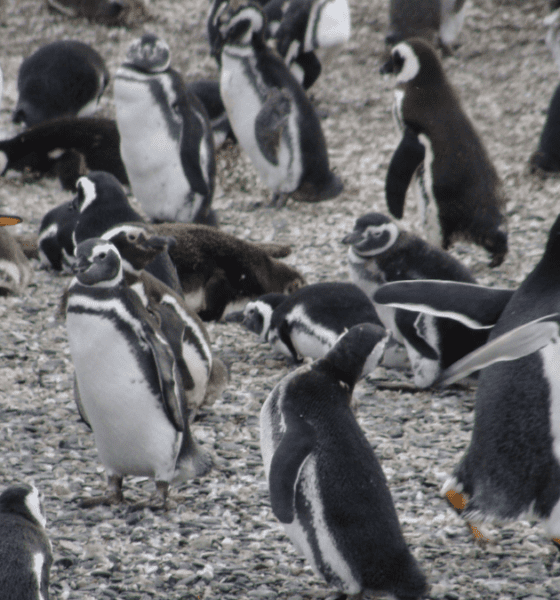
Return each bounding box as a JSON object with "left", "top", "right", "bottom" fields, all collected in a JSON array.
[
  {"left": 79, "top": 475, "right": 124, "bottom": 508},
  {"left": 468, "top": 523, "right": 491, "bottom": 545},
  {"left": 445, "top": 489, "right": 466, "bottom": 514},
  {"left": 128, "top": 481, "right": 170, "bottom": 512},
  {"left": 269, "top": 192, "right": 289, "bottom": 209},
  {"left": 552, "top": 538, "right": 560, "bottom": 552}
]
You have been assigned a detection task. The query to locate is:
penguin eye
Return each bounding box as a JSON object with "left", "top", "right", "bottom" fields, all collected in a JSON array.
[
  {"left": 171, "top": 101, "right": 180, "bottom": 114},
  {"left": 127, "top": 233, "right": 138, "bottom": 242},
  {"left": 98, "top": 252, "right": 107, "bottom": 259}
]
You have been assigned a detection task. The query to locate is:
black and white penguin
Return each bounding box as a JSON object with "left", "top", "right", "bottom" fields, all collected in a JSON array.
[
  {"left": 13, "top": 41, "right": 109, "bottom": 127},
  {"left": 151, "top": 221, "right": 305, "bottom": 320},
  {"left": 342, "top": 212, "right": 490, "bottom": 387},
  {"left": 529, "top": 82, "right": 560, "bottom": 175},
  {"left": 66, "top": 238, "right": 212, "bottom": 507},
  {"left": 227, "top": 281, "right": 385, "bottom": 363},
  {"left": 0, "top": 484, "right": 52, "bottom": 600},
  {"left": 72, "top": 171, "right": 182, "bottom": 293},
  {"left": 37, "top": 200, "right": 79, "bottom": 272},
  {"left": 381, "top": 38, "right": 508, "bottom": 267},
  {"left": 215, "top": 2, "right": 343, "bottom": 207},
  {"left": 0, "top": 227, "right": 33, "bottom": 295},
  {"left": 260, "top": 323, "right": 427, "bottom": 599},
  {"left": 114, "top": 34, "right": 217, "bottom": 225}
]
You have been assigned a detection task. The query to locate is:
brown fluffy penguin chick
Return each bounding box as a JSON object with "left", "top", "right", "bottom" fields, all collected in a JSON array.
[
  {"left": 151, "top": 222, "right": 306, "bottom": 321},
  {"left": 0, "top": 228, "right": 33, "bottom": 295}
]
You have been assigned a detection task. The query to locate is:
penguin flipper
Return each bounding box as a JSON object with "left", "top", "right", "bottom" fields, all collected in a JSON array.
[
  {"left": 255, "top": 88, "right": 292, "bottom": 166},
  {"left": 269, "top": 410, "right": 316, "bottom": 523},
  {"left": 435, "top": 313, "right": 560, "bottom": 387},
  {"left": 385, "top": 126, "right": 425, "bottom": 219},
  {"left": 374, "top": 280, "right": 514, "bottom": 329}
]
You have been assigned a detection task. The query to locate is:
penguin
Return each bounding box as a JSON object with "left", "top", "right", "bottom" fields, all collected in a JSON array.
[
  {"left": 150, "top": 221, "right": 305, "bottom": 320},
  {"left": 46, "top": 0, "right": 150, "bottom": 27},
  {"left": 342, "top": 212, "right": 491, "bottom": 388},
  {"left": 226, "top": 281, "right": 385, "bottom": 363},
  {"left": 0, "top": 228, "right": 33, "bottom": 295},
  {"left": 0, "top": 483, "right": 52, "bottom": 600},
  {"left": 37, "top": 200, "right": 79, "bottom": 272},
  {"left": 72, "top": 171, "right": 182, "bottom": 294},
  {"left": 529, "top": 82, "right": 560, "bottom": 175},
  {"left": 214, "top": 2, "right": 343, "bottom": 207},
  {"left": 13, "top": 41, "right": 109, "bottom": 127},
  {"left": 114, "top": 33, "right": 217, "bottom": 225},
  {"left": 260, "top": 323, "right": 427, "bottom": 599},
  {"left": 66, "top": 238, "right": 212, "bottom": 507},
  {"left": 381, "top": 38, "right": 508, "bottom": 267}
]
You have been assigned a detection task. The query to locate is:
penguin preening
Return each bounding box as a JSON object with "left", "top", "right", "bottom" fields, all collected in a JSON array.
[
  {"left": 66, "top": 239, "right": 212, "bottom": 507},
  {"left": 215, "top": 1, "right": 343, "bottom": 207},
  {"left": 0, "top": 228, "right": 33, "bottom": 295},
  {"left": 260, "top": 323, "right": 427, "bottom": 599},
  {"left": 381, "top": 38, "right": 508, "bottom": 267},
  {"left": 114, "top": 33, "right": 217, "bottom": 225},
  {"left": 13, "top": 40, "right": 109, "bottom": 127},
  {"left": 0, "top": 484, "right": 52, "bottom": 600}
]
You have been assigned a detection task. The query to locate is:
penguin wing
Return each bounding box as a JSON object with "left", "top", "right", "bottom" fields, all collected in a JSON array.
[
  {"left": 396, "top": 309, "right": 438, "bottom": 360},
  {"left": 385, "top": 126, "right": 425, "bottom": 219},
  {"left": 374, "top": 280, "right": 514, "bottom": 329},
  {"left": 269, "top": 409, "right": 316, "bottom": 523},
  {"left": 255, "top": 88, "right": 292, "bottom": 166},
  {"left": 435, "top": 313, "right": 560, "bottom": 387}
]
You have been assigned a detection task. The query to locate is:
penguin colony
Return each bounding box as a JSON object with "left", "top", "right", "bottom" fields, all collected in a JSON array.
[{"left": 2, "top": 1, "right": 560, "bottom": 599}]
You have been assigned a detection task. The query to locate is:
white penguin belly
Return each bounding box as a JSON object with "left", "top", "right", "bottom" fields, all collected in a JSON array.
[
  {"left": 67, "top": 312, "right": 181, "bottom": 480},
  {"left": 286, "top": 306, "right": 339, "bottom": 359},
  {"left": 416, "top": 134, "right": 442, "bottom": 247}
]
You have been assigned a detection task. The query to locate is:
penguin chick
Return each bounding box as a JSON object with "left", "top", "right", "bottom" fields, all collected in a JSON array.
[
  {"left": 342, "top": 212, "right": 490, "bottom": 388},
  {"left": 151, "top": 222, "right": 306, "bottom": 321},
  {"left": 14, "top": 41, "right": 109, "bottom": 127},
  {"left": 66, "top": 239, "right": 212, "bottom": 508},
  {"left": 382, "top": 38, "right": 508, "bottom": 267},
  {"left": 0, "top": 484, "right": 52, "bottom": 600},
  {"left": 114, "top": 33, "right": 217, "bottom": 225},
  {"left": 529, "top": 82, "right": 560, "bottom": 175},
  {"left": 0, "top": 228, "right": 33, "bottom": 295},
  {"left": 216, "top": 2, "right": 343, "bottom": 207},
  {"left": 260, "top": 323, "right": 427, "bottom": 599}
]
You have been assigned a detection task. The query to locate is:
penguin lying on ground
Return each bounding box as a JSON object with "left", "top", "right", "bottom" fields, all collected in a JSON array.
[
  {"left": 260, "top": 323, "right": 427, "bottom": 599},
  {"left": 151, "top": 222, "right": 305, "bottom": 320},
  {"left": 214, "top": 2, "right": 343, "bottom": 207},
  {"left": 114, "top": 34, "right": 217, "bottom": 225},
  {"left": 46, "top": 0, "right": 150, "bottom": 26},
  {"left": 226, "top": 281, "right": 385, "bottom": 363},
  {"left": 381, "top": 38, "right": 508, "bottom": 267},
  {"left": 529, "top": 82, "right": 560, "bottom": 175},
  {"left": 14, "top": 41, "right": 109, "bottom": 127},
  {"left": 0, "top": 484, "right": 52, "bottom": 600},
  {"left": 66, "top": 239, "right": 212, "bottom": 507},
  {"left": 342, "top": 212, "right": 490, "bottom": 388},
  {"left": 0, "top": 228, "right": 33, "bottom": 295}
]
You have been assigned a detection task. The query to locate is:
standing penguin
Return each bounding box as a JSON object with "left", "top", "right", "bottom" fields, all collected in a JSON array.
[
  {"left": 260, "top": 323, "right": 427, "bottom": 599},
  {"left": 0, "top": 484, "right": 52, "bottom": 600},
  {"left": 215, "top": 1, "right": 343, "bottom": 207},
  {"left": 114, "top": 34, "right": 217, "bottom": 225},
  {"left": 66, "top": 239, "right": 212, "bottom": 507},
  {"left": 381, "top": 38, "right": 508, "bottom": 267},
  {"left": 13, "top": 41, "right": 109, "bottom": 127}
]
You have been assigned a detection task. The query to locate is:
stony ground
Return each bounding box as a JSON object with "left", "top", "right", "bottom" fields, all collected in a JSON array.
[{"left": 1, "top": 0, "right": 560, "bottom": 598}]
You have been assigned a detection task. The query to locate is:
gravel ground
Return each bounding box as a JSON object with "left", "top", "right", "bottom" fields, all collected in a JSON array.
[{"left": 1, "top": 0, "right": 560, "bottom": 599}]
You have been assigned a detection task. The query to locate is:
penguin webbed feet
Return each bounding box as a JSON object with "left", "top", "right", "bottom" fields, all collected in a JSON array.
[
  {"left": 269, "top": 192, "right": 290, "bottom": 209},
  {"left": 445, "top": 489, "right": 491, "bottom": 545},
  {"left": 79, "top": 474, "right": 124, "bottom": 508},
  {"left": 127, "top": 481, "right": 171, "bottom": 512}
]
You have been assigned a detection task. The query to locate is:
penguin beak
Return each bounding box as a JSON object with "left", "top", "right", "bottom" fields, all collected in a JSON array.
[
  {"left": 341, "top": 230, "right": 363, "bottom": 245},
  {"left": 72, "top": 255, "right": 92, "bottom": 274},
  {"left": 224, "top": 310, "right": 245, "bottom": 323}
]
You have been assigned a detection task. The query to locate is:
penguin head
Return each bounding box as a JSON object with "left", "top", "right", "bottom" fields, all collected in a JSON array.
[
  {"left": 72, "top": 171, "right": 129, "bottom": 213},
  {"left": 381, "top": 38, "right": 445, "bottom": 86},
  {"left": 73, "top": 238, "right": 123, "bottom": 287},
  {"left": 218, "top": 1, "right": 267, "bottom": 49},
  {"left": 0, "top": 484, "right": 47, "bottom": 529},
  {"left": 342, "top": 213, "right": 400, "bottom": 259},
  {"left": 228, "top": 293, "right": 287, "bottom": 338},
  {"left": 124, "top": 33, "right": 171, "bottom": 73}
]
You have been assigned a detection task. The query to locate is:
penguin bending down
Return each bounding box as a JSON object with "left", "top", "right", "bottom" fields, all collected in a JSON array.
[
  {"left": 14, "top": 40, "right": 109, "bottom": 127},
  {"left": 0, "top": 484, "right": 52, "bottom": 600},
  {"left": 260, "top": 324, "right": 427, "bottom": 599},
  {"left": 529, "top": 82, "right": 560, "bottom": 175},
  {"left": 342, "top": 212, "right": 490, "bottom": 388},
  {"left": 38, "top": 200, "right": 79, "bottom": 272},
  {"left": 114, "top": 34, "right": 217, "bottom": 225},
  {"left": 66, "top": 239, "right": 212, "bottom": 507},
  {"left": 0, "top": 228, "right": 33, "bottom": 295},
  {"left": 214, "top": 2, "right": 343, "bottom": 207},
  {"left": 381, "top": 38, "right": 508, "bottom": 267}
]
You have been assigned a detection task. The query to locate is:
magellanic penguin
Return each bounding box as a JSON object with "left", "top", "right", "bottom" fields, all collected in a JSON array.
[
  {"left": 214, "top": 1, "right": 343, "bottom": 207},
  {"left": 260, "top": 323, "right": 427, "bottom": 599},
  {"left": 66, "top": 238, "right": 212, "bottom": 507},
  {"left": 150, "top": 221, "right": 305, "bottom": 320},
  {"left": 381, "top": 38, "right": 508, "bottom": 267},
  {"left": 0, "top": 484, "right": 52, "bottom": 600},
  {"left": 226, "top": 281, "right": 385, "bottom": 363},
  {"left": 529, "top": 81, "right": 560, "bottom": 175},
  {"left": 114, "top": 34, "right": 217, "bottom": 225},
  {"left": 13, "top": 41, "right": 109, "bottom": 127},
  {"left": 38, "top": 200, "right": 79, "bottom": 272},
  {"left": 342, "top": 212, "right": 492, "bottom": 388},
  {"left": 0, "top": 227, "right": 33, "bottom": 295}
]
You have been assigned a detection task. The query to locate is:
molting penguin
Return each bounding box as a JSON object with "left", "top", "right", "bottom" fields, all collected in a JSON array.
[
  {"left": 215, "top": 1, "right": 343, "bottom": 207},
  {"left": 114, "top": 34, "right": 217, "bottom": 225},
  {"left": 381, "top": 38, "right": 508, "bottom": 267},
  {"left": 0, "top": 228, "right": 33, "bottom": 295},
  {"left": 260, "top": 323, "right": 427, "bottom": 599},
  {"left": 66, "top": 238, "right": 212, "bottom": 507},
  {"left": 529, "top": 81, "right": 560, "bottom": 175},
  {"left": 342, "top": 212, "right": 490, "bottom": 388},
  {"left": 0, "top": 484, "right": 52, "bottom": 600},
  {"left": 13, "top": 41, "right": 109, "bottom": 127}
]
